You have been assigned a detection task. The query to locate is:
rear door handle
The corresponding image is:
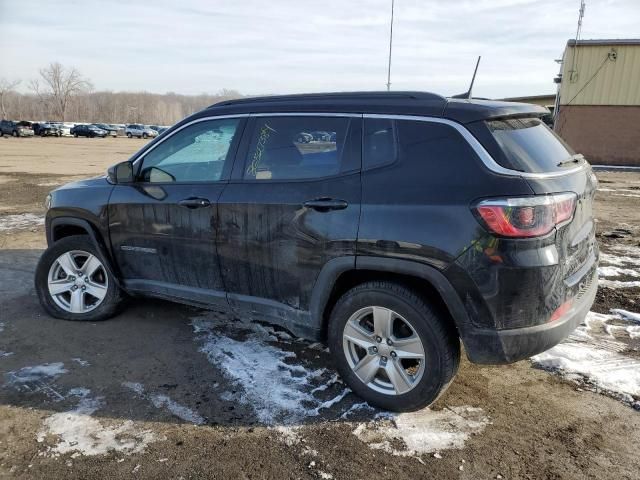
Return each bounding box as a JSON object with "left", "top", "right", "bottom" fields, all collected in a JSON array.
[
  {"left": 303, "top": 197, "right": 349, "bottom": 212},
  {"left": 178, "top": 197, "right": 211, "bottom": 209}
]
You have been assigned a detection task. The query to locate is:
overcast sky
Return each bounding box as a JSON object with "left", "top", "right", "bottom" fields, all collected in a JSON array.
[{"left": 1, "top": 0, "right": 638, "bottom": 98}]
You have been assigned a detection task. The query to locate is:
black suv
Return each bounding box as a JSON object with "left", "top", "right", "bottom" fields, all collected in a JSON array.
[{"left": 35, "top": 92, "right": 598, "bottom": 411}]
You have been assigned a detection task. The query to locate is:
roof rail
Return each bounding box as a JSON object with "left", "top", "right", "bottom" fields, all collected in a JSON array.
[{"left": 209, "top": 91, "right": 447, "bottom": 108}]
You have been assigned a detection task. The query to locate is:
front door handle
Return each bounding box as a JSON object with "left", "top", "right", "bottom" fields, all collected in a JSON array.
[
  {"left": 303, "top": 197, "right": 348, "bottom": 212},
  {"left": 178, "top": 197, "right": 211, "bottom": 209}
]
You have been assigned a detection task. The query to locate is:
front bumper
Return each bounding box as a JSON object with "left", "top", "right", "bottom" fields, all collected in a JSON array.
[{"left": 462, "top": 267, "right": 598, "bottom": 364}]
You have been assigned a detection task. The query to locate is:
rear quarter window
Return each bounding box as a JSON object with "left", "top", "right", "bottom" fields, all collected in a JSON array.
[{"left": 486, "top": 117, "right": 577, "bottom": 173}]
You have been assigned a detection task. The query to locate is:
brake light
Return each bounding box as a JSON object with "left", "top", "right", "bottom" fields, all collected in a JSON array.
[{"left": 474, "top": 193, "right": 577, "bottom": 238}]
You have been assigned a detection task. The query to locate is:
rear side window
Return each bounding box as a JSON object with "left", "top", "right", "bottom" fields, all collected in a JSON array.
[
  {"left": 486, "top": 117, "right": 576, "bottom": 173},
  {"left": 363, "top": 118, "right": 397, "bottom": 169},
  {"left": 244, "top": 116, "right": 356, "bottom": 181}
]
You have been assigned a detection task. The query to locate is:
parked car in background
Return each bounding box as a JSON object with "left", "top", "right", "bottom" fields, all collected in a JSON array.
[
  {"left": 38, "top": 122, "right": 63, "bottom": 137},
  {"left": 125, "top": 124, "right": 158, "bottom": 139},
  {"left": 92, "top": 124, "right": 118, "bottom": 137},
  {"left": 296, "top": 132, "right": 313, "bottom": 143},
  {"left": 32, "top": 122, "right": 46, "bottom": 135},
  {"left": 60, "top": 123, "right": 74, "bottom": 136},
  {"left": 309, "top": 130, "right": 331, "bottom": 141},
  {"left": 35, "top": 91, "right": 598, "bottom": 412},
  {"left": 0, "top": 120, "right": 35, "bottom": 137},
  {"left": 111, "top": 124, "right": 126, "bottom": 136},
  {"left": 71, "top": 124, "right": 107, "bottom": 138}
]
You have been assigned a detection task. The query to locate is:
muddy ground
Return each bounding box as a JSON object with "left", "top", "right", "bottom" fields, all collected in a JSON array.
[{"left": 0, "top": 136, "right": 639, "bottom": 479}]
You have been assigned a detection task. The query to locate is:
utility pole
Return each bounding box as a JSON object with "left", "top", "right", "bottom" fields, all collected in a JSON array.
[
  {"left": 569, "top": 0, "right": 586, "bottom": 82},
  {"left": 386, "top": 0, "right": 395, "bottom": 91}
]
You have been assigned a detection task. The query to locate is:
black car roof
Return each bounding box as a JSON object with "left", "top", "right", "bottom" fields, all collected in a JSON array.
[{"left": 201, "top": 91, "right": 547, "bottom": 124}]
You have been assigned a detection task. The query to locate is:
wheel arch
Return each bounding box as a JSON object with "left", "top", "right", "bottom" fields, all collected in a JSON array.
[
  {"left": 312, "top": 256, "right": 472, "bottom": 342},
  {"left": 48, "top": 217, "right": 122, "bottom": 287}
]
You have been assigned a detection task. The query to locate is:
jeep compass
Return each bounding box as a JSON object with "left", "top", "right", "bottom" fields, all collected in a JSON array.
[{"left": 35, "top": 92, "right": 598, "bottom": 411}]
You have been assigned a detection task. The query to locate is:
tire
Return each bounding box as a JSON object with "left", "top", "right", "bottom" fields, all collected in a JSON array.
[
  {"left": 12, "top": 130, "right": 18, "bottom": 137},
  {"left": 74, "top": 133, "right": 78, "bottom": 138},
  {"left": 35, "top": 235, "right": 125, "bottom": 322},
  {"left": 327, "top": 281, "right": 460, "bottom": 412},
  {"left": 127, "top": 133, "right": 132, "bottom": 138},
  {"left": 142, "top": 133, "right": 148, "bottom": 139}
]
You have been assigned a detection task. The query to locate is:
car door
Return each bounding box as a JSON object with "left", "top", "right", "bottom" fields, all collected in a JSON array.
[
  {"left": 108, "top": 116, "right": 246, "bottom": 309},
  {"left": 216, "top": 113, "right": 362, "bottom": 334}
]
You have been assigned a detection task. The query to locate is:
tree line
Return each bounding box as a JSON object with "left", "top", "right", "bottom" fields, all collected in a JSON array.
[{"left": 0, "top": 62, "right": 242, "bottom": 125}]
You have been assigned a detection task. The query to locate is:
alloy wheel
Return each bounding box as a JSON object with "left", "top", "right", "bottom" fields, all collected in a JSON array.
[
  {"left": 47, "top": 250, "right": 108, "bottom": 314},
  {"left": 342, "top": 306, "right": 425, "bottom": 395}
]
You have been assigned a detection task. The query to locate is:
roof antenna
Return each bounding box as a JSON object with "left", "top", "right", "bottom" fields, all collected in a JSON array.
[
  {"left": 452, "top": 56, "right": 481, "bottom": 99},
  {"left": 386, "top": 0, "right": 395, "bottom": 91}
]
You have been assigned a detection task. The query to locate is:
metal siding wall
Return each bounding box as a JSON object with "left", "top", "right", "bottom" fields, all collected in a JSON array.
[{"left": 559, "top": 44, "right": 640, "bottom": 106}]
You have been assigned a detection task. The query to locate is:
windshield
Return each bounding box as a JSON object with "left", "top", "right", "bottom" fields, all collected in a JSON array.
[{"left": 486, "top": 117, "right": 579, "bottom": 173}]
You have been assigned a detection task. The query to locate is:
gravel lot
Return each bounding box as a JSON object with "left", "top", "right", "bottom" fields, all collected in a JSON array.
[{"left": 1, "top": 136, "right": 639, "bottom": 479}]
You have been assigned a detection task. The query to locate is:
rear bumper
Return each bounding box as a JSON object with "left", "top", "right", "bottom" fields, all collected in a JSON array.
[{"left": 462, "top": 268, "right": 598, "bottom": 364}]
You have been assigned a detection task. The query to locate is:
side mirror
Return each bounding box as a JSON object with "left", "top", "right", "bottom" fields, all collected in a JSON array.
[{"left": 107, "top": 161, "right": 134, "bottom": 184}]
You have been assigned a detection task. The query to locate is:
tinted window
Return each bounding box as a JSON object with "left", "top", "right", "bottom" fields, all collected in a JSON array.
[
  {"left": 139, "top": 118, "right": 240, "bottom": 183},
  {"left": 244, "top": 116, "right": 353, "bottom": 180},
  {"left": 396, "top": 120, "right": 477, "bottom": 168},
  {"left": 487, "top": 117, "right": 577, "bottom": 173},
  {"left": 363, "top": 118, "right": 397, "bottom": 169}
]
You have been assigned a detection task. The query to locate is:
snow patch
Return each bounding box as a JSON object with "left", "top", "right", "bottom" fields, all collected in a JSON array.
[
  {"left": 532, "top": 343, "right": 640, "bottom": 400},
  {"left": 149, "top": 394, "right": 205, "bottom": 425},
  {"left": 598, "top": 266, "right": 640, "bottom": 278},
  {"left": 71, "top": 358, "right": 90, "bottom": 367},
  {"left": 0, "top": 213, "right": 44, "bottom": 231},
  {"left": 532, "top": 309, "right": 640, "bottom": 404},
  {"left": 5, "top": 362, "right": 67, "bottom": 384},
  {"left": 598, "top": 279, "right": 640, "bottom": 289},
  {"left": 611, "top": 309, "right": 640, "bottom": 324},
  {"left": 191, "top": 313, "right": 350, "bottom": 425},
  {"left": 37, "top": 389, "right": 155, "bottom": 456},
  {"left": 123, "top": 382, "right": 205, "bottom": 425},
  {"left": 599, "top": 252, "right": 640, "bottom": 268},
  {"left": 353, "top": 406, "right": 490, "bottom": 456}
]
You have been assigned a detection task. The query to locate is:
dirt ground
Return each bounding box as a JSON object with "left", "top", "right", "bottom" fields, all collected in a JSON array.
[{"left": 1, "top": 136, "right": 639, "bottom": 480}]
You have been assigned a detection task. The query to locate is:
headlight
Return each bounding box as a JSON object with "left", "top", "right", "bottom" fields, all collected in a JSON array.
[{"left": 45, "top": 194, "right": 52, "bottom": 210}]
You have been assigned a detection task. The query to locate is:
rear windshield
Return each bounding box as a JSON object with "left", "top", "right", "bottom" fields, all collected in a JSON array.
[{"left": 486, "top": 117, "right": 577, "bottom": 173}]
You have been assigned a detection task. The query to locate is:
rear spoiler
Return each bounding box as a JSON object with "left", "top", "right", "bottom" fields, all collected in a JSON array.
[{"left": 443, "top": 99, "right": 549, "bottom": 124}]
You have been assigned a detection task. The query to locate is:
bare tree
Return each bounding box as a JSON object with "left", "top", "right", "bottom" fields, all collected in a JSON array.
[
  {"left": 0, "top": 78, "right": 20, "bottom": 119},
  {"left": 30, "top": 62, "right": 92, "bottom": 121}
]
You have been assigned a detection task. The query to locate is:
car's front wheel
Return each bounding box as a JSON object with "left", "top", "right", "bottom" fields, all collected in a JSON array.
[
  {"left": 328, "top": 281, "right": 460, "bottom": 412},
  {"left": 35, "top": 236, "right": 124, "bottom": 321}
]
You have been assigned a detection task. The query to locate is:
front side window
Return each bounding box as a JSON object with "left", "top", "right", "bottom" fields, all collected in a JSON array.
[
  {"left": 139, "top": 118, "right": 240, "bottom": 183},
  {"left": 243, "top": 116, "right": 352, "bottom": 180}
]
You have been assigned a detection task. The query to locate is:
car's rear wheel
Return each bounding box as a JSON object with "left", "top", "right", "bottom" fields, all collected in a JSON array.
[
  {"left": 328, "top": 281, "right": 460, "bottom": 412},
  {"left": 127, "top": 133, "right": 132, "bottom": 138},
  {"left": 12, "top": 131, "right": 18, "bottom": 137},
  {"left": 35, "top": 236, "right": 124, "bottom": 321},
  {"left": 142, "top": 133, "right": 148, "bottom": 139}
]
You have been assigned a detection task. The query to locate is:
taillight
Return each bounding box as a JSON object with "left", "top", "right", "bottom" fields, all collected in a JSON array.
[{"left": 473, "top": 193, "right": 577, "bottom": 238}]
